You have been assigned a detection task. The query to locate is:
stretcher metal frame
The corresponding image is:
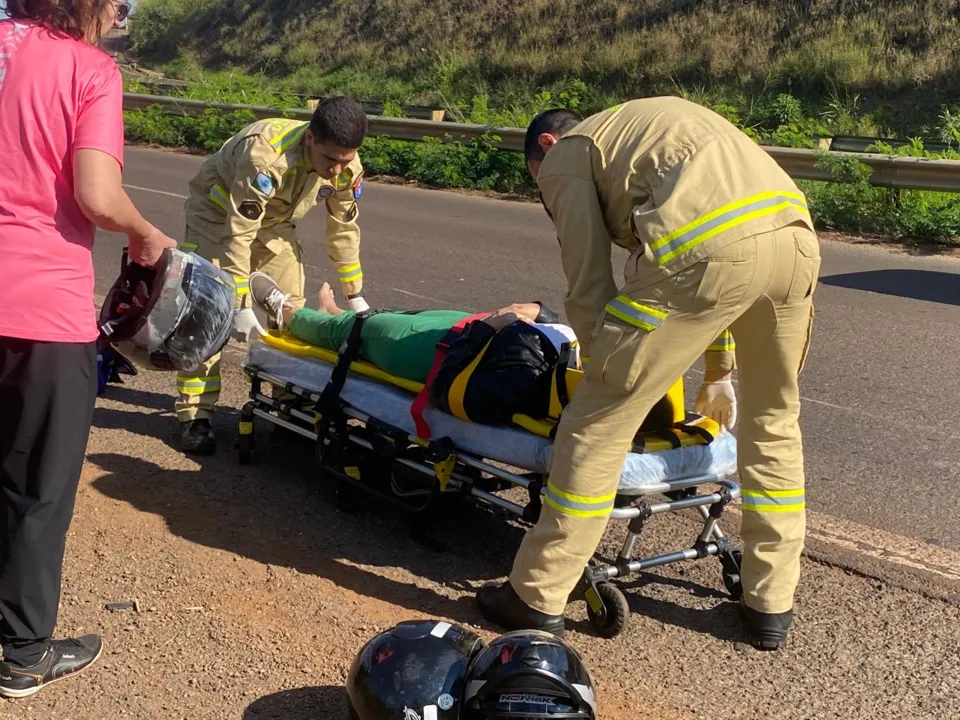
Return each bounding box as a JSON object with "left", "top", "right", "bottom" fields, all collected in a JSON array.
[{"left": 238, "top": 355, "right": 744, "bottom": 639}]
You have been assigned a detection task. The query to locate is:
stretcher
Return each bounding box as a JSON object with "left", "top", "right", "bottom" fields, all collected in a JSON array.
[{"left": 238, "top": 329, "right": 744, "bottom": 639}]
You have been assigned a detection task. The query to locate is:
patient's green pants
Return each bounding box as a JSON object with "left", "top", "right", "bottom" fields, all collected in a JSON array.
[{"left": 286, "top": 308, "right": 472, "bottom": 382}]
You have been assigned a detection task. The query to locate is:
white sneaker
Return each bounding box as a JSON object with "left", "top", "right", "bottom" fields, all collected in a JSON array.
[{"left": 249, "top": 272, "right": 290, "bottom": 329}]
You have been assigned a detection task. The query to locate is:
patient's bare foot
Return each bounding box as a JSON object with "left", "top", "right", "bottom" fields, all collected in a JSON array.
[{"left": 317, "top": 282, "right": 346, "bottom": 316}]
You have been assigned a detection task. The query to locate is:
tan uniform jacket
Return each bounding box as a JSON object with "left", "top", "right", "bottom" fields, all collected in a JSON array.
[
  {"left": 537, "top": 96, "right": 814, "bottom": 369},
  {"left": 184, "top": 118, "right": 365, "bottom": 298}
]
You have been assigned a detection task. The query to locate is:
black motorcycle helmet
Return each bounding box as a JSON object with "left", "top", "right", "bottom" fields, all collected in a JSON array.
[
  {"left": 461, "top": 631, "right": 597, "bottom": 719},
  {"left": 347, "top": 620, "right": 485, "bottom": 720}
]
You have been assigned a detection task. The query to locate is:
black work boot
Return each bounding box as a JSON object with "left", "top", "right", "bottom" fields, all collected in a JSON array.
[
  {"left": 740, "top": 597, "right": 793, "bottom": 650},
  {"left": 180, "top": 418, "right": 216, "bottom": 455},
  {"left": 0, "top": 635, "right": 103, "bottom": 699},
  {"left": 477, "top": 582, "right": 565, "bottom": 637}
]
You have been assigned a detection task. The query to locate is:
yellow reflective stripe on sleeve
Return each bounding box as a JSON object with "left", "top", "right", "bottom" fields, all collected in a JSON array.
[
  {"left": 338, "top": 263, "right": 363, "bottom": 284},
  {"left": 544, "top": 482, "right": 617, "bottom": 518},
  {"left": 176, "top": 375, "right": 222, "bottom": 395},
  {"left": 708, "top": 330, "right": 736, "bottom": 352},
  {"left": 651, "top": 191, "right": 810, "bottom": 265},
  {"left": 209, "top": 184, "right": 229, "bottom": 212},
  {"left": 269, "top": 122, "right": 309, "bottom": 153},
  {"left": 447, "top": 336, "right": 495, "bottom": 422},
  {"left": 741, "top": 488, "right": 805, "bottom": 513},
  {"left": 233, "top": 277, "right": 250, "bottom": 296},
  {"left": 604, "top": 295, "right": 667, "bottom": 332}
]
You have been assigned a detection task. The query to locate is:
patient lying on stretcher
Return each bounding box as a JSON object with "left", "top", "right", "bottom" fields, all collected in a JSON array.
[{"left": 249, "top": 272, "right": 684, "bottom": 432}]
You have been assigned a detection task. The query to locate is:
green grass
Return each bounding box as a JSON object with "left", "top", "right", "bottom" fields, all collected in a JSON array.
[
  {"left": 128, "top": 0, "right": 960, "bottom": 138},
  {"left": 121, "top": 0, "right": 960, "bottom": 246}
]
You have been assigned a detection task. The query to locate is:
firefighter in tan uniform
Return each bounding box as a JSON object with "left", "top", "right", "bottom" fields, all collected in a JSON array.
[
  {"left": 175, "top": 97, "right": 371, "bottom": 454},
  {"left": 477, "top": 98, "right": 820, "bottom": 651}
]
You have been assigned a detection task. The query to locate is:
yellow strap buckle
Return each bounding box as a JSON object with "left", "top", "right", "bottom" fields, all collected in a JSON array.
[{"left": 433, "top": 454, "right": 456, "bottom": 492}]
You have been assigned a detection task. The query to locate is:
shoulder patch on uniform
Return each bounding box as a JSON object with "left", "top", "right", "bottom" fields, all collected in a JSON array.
[
  {"left": 253, "top": 172, "right": 276, "bottom": 197},
  {"left": 352, "top": 176, "right": 363, "bottom": 200},
  {"left": 238, "top": 201, "right": 264, "bottom": 221},
  {"left": 318, "top": 185, "right": 335, "bottom": 200},
  {"left": 345, "top": 203, "right": 358, "bottom": 222}
]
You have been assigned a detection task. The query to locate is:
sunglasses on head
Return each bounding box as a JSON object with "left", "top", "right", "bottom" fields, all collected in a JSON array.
[{"left": 115, "top": 2, "right": 130, "bottom": 22}]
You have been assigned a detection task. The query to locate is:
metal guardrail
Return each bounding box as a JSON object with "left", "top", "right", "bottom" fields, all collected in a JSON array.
[{"left": 123, "top": 93, "right": 960, "bottom": 193}]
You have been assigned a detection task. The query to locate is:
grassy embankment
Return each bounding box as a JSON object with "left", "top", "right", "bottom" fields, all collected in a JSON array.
[{"left": 121, "top": 0, "right": 960, "bottom": 245}]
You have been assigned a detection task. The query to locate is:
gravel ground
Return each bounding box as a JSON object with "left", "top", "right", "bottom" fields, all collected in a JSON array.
[{"left": 2, "top": 352, "right": 958, "bottom": 720}]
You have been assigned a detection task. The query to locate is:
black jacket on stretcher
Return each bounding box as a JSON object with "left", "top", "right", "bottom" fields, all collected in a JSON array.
[{"left": 428, "top": 319, "right": 681, "bottom": 433}]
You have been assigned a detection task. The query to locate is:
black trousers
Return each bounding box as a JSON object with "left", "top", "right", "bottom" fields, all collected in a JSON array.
[{"left": 0, "top": 336, "right": 97, "bottom": 667}]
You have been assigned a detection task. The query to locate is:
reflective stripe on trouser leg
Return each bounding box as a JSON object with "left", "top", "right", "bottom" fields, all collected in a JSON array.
[
  {"left": 729, "top": 226, "right": 818, "bottom": 615},
  {"left": 508, "top": 280, "right": 746, "bottom": 616},
  {"left": 174, "top": 350, "right": 222, "bottom": 423}
]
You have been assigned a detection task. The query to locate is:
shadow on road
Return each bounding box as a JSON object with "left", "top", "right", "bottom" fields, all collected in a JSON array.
[
  {"left": 820, "top": 269, "right": 960, "bottom": 305},
  {"left": 243, "top": 686, "right": 347, "bottom": 719},
  {"left": 87, "top": 446, "right": 508, "bottom": 632},
  {"left": 88, "top": 407, "right": 746, "bottom": 647}
]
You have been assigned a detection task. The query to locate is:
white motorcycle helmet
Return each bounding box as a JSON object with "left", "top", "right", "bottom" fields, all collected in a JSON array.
[{"left": 98, "top": 247, "right": 237, "bottom": 373}]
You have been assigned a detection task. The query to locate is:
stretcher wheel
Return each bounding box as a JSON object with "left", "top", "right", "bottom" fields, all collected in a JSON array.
[
  {"left": 237, "top": 407, "right": 256, "bottom": 466},
  {"left": 722, "top": 549, "right": 744, "bottom": 600},
  {"left": 586, "top": 582, "right": 630, "bottom": 639},
  {"left": 238, "top": 433, "right": 253, "bottom": 465}
]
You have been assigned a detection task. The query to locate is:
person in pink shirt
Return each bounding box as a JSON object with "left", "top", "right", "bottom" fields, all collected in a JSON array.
[{"left": 0, "top": 0, "right": 176, "bottom": 698}]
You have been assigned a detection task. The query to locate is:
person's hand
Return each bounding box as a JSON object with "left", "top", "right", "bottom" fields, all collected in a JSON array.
[
  {"left": 231, "top": 308, "right": 266, "bottom": 343},
  {"left": 481, "top": 308, "right": 533, "bottom": 332},
  {"left": 695, "top": 378, "right": 738, "bottom": 430},
  {"left": 128, "top": 227, "right": 177, "bottom": 268}
]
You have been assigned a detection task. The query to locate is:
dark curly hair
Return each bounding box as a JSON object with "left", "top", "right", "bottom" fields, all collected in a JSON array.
[{"left": 4, "top": 0, "right": 113, "bottom": 42}]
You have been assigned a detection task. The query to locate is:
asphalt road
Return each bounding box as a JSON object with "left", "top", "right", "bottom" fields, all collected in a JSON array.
[{"left": 98, "top": 146, "right": 960, "bottom": 598}]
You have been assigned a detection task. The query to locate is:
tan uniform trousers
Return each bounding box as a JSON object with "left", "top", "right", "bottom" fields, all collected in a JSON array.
[
  {"left": 175, "top": 228, "right": 307, "bottom": 423},
  {"left": 509, "top": 223, "right": 820, "bottom": 616}
]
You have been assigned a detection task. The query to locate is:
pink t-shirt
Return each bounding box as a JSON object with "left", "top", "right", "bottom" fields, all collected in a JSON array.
[{"left": 0, "top": 20, "right": 125, "bottom": 343}]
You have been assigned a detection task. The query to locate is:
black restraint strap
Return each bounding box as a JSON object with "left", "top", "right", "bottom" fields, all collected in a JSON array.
[
  {"left": 316, "top": 308, "right": 427, "bottom": 415},
  {"left": 554, "top": 343, "right": 572, "bottom": 409},
  {"left": 677, "top": 412, "right": 718, "bottom": 444}
]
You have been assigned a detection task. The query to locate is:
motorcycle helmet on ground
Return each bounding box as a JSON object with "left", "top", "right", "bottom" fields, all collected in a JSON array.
[
  {"left": 347, "top": 620, "right": 485, "bottom": 720},
  {"left": 98, "top": 247, "right": 236, "bottom": 373},
  {"left": 461, "top": 630, "right": 597, "bottom": 719}
]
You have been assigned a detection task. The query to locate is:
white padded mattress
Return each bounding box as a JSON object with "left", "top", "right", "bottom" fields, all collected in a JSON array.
[{"left": 245, "top": 341, "right": 738, "bottom": 495}]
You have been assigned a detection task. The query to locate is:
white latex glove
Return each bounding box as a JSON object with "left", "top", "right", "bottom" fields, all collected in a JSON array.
[
  {"left": 231, "top": 308, "right": 266, "bottom": 343},
  {"left": 695, "top": 379, "right": 738, "bottom": 430},
  {"left": 347, "top": 296, "right": 370, "bottom": 312}
]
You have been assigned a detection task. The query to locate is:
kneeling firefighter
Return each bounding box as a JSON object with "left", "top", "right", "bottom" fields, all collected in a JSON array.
[
  {"left": 98, "top": 247, "right": 237, "bottom": 375},
  {"left": 345, "top": 620, "right": 597, "bottom": 720}
]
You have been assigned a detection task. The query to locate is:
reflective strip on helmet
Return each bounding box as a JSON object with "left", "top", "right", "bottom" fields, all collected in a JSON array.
[
  {"left": 233, "top": 276, "right": 249, "bottom": 296},
  {"left": 209, "top": 184, "right": 230, "bottom": 212},
  {"left": 338, "top": 263, "right": 363, "bottom": 284},
  {"left": 269, "top": 122, "right": 309, "bottom": 153},
  {"left": 651, "top": 191, "right": 810, "bottom": 265},
  {"left": 708, "top": 330, "right": 736, "bottom": 352},
  {"left": 604, "top": 295, "right": 667, "bottom": 332},
  {"left": 177, "top": 375, "right": 222, "bottom": 395},
  {"left": 543, "top": 482, "right": 616, "bottom": 518},
  {"left": 741, "top": 488, "right": 805, "bottom": 513}
]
